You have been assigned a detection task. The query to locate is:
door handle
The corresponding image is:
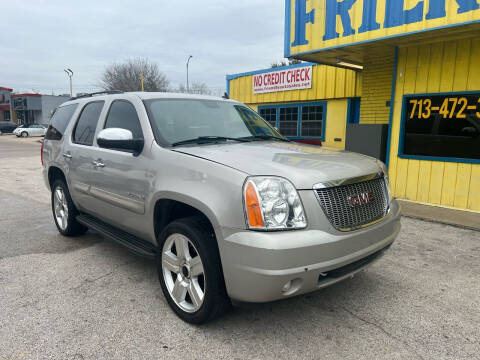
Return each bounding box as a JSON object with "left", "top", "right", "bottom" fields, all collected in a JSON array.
[
  {"left": 62, "top": 152, "right": 72, "bottom": 159},
  {"left": 92, "top": 160, "right": 105, "bottom": 168}
]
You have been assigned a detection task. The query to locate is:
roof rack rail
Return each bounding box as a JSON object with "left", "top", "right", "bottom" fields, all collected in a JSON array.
[{"left": 70, "top": 90, "right": 123, "bottom": 100}]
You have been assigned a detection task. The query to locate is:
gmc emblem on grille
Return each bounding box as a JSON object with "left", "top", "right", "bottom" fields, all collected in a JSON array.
[{"left": 348, "top": 192, "right": 375, "bottom": 207}]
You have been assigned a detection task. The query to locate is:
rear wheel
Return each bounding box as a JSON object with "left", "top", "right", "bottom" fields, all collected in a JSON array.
[
  {"left": 21, "top": 131, "right": 28, "bottom": 138},
  {"left": 157, "top": 217, "right": 230, "bottom": 324},
  {"left": 51, "top": 180, "right": 87, "bottom": 236}
]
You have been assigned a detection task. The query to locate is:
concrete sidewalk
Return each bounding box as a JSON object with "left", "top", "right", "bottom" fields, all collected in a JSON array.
[{"left": 398, "top": 199, "right": 480, "bottom": 231}]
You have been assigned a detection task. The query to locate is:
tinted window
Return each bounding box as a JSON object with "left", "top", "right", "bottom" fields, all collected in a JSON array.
[
  {"left": 45, "top": 104, "right": 78, "bottom": 140},
  {"left": 403, "top": 94, "right": 480, "bottom": 160},
  {"left": 73, "top": 102, "right": 104, "bottom": 146},
  {"left": 104, "top": 101, "right": 143, "bottom": 139}
]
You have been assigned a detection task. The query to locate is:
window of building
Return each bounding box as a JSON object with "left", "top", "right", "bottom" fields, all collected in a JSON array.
[
  {"left": 258, "top": 102, "right": 326, "bottom": 139},
  {"left": 259, "top": 108, "right": 277, "bottom": 127},
  {"left": 104, "top": 100, "right": 143, "bottom": 139},
  {"left": 400, "top": 93, "right": 480, "bottom": 162},
  {"left": 279, "top": 107, "right": 299, "bottom": 136},
  {"left": 301, "top": 105, "right": 323, "bottom": 137},
  {"left": 73, "top": 101, "right": 104, "bottom": 146},
  {"left": 4, "top": 111, "right": 10, "bottom": 121}
]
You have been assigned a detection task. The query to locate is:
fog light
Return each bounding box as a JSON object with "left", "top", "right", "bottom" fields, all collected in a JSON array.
[
  {"left": 282, "top": 281, "right": 292, "bottom": 293},
  {"left": 281, "top": 278, "right": 303, "bottom": 295}
]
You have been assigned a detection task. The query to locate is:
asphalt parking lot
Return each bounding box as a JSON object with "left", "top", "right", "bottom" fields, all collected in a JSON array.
[{"left": 0, "top": 135, "right": 479, "bottom": 360}]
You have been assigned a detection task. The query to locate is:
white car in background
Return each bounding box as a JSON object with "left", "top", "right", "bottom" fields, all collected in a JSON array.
[{"left": 13, "top": 124, "right": 47, "bottom": 138}]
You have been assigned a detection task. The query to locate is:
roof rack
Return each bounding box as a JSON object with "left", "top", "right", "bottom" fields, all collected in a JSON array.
[{"left": 70, "top": 90, "right": 123, "bottom": 100}]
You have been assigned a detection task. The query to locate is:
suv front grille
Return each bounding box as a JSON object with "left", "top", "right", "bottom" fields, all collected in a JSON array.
[{"left": 315, "top": 177, "right": 389, "bottom": 231}]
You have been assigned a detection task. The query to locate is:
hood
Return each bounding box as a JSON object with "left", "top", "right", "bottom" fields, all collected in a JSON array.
[{"left": 173, "top": 141, "right": 381, "bottom": 189}]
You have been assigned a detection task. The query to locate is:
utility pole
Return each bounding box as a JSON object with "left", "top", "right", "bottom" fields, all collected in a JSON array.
[
  {"left": 186, "top": 55, "right": 193, "bottom": 93},
  {"left": 141, "top": 72, "right": 144, "bottom": 91},
  {"left": 64, "top": 68, "right": 73, "bottom": 96}
]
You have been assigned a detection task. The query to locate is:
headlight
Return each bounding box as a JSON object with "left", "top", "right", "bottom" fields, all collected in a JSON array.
[
  {"left": 377, "top": 160, "right": 393, "bottom": 202},
  {"left": 243, "top": 176, "right": 307, "bottom": 230}
]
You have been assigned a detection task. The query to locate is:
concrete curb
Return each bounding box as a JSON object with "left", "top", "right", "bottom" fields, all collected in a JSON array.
[{"left": 398, "top": 199, "right": 480, "bottom": 232}]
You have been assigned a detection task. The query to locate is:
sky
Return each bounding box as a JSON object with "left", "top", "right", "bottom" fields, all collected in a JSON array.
[{"left": 0, "top": 0, "right": 285, "bottom": 96}]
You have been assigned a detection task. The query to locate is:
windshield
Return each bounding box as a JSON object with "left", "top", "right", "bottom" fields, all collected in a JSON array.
[{"left": 144, "top": 99, "right": 284, "bottom": 146}]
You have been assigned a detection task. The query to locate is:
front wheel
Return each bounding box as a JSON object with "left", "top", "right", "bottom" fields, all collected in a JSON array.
[
  {"left": 157, "top": 217, "right": 230, "bottom": 324},
  {"left": 51, "top": 180, "right": 87, "bottom": 236},
  {"left": 21, "top": 131, "right": 28, "bottom": 138}
]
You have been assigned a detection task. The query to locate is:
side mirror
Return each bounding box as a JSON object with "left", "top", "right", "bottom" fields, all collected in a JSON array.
[{"left": 97, "top": 128, "right": 144, "bottom": 155}]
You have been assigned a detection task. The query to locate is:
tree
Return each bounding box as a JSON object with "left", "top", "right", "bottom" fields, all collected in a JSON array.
[
  {"left": 99, "top": 58, "right": 169, "bottom": 92},
  {"left": 190, "top": 82, "right": 211, "bottom": 95},
  {"left": 176, "top": 84, "right": 187, "bottom": 93},
  {"left": 271, "top": 58, "right": 303, "bottom": 68},
  {"left": 175, "top": 82, "right": 211, "bottom": 95}
]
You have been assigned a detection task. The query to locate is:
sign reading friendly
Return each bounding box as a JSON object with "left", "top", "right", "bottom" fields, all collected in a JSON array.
[
  {"left": 253, "top": 66, "right": 313, "bottom": 94},
  {"left": 286, "top": 0, "right": 480, "bottom": 56}
]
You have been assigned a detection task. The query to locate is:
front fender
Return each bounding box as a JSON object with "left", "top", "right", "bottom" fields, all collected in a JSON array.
[{"left": 147, "top": 145, "right": 249, "bottom": 242}]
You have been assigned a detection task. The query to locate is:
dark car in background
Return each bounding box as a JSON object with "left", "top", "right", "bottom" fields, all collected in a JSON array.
[{"left": 0, "top": 122, "right": 19, "bottom": 133}]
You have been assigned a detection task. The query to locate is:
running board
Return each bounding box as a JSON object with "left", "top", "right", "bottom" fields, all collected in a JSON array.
[{"left": 77, "top": 214, "right": 157, "bottom": 259}]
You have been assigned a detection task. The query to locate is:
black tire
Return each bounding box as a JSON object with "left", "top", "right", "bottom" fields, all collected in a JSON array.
[
  {"left": 21, "top": 131, "right": 28, "bottom": 138},
  {"left": 51, "top": 179, "right": 88, "bottom": 236},
  {"left": 157, "top": 217, "right": 231, "bottom": 324}
]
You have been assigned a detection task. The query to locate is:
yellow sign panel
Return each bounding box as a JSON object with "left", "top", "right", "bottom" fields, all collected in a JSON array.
[{"left": 285, "top": 0, "right": 480, "bottom": 57}]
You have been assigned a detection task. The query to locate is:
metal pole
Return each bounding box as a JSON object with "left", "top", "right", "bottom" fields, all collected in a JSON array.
[
  {"left": 64, "top": 69, "right": 73, "bottom": 97},
  {"left": 186, "top": 55, "right": 193, "bottom": 93},
  {"left": 68, "top": 69, "right": 73, "bottom": 97}
]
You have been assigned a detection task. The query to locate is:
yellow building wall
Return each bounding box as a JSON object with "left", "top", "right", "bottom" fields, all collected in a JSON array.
[
  {"left": 229, "top": 64, "right": 361, "bottom": 105},
  {"left": 359, "top": 50, "right": 395, "bottom": 124},
  {"left": 388, "top": 38, "right": 480, "bottom": 211},
  {"left": 228, "top": 64, "right": 360, "bottom": 150}
]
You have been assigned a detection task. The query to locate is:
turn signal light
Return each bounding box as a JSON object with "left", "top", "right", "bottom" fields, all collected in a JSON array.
[{"left": 245, "top": 181, "right": 264, "bottom": 228}]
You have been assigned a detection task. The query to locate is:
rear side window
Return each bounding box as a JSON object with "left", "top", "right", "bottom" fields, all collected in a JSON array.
[
  {"left": 45, "top": 104, "right": 78, "bottom": 140},
  {"left": 73, "top": 101, "right": 104, "bottom": 146},
  {"left": 104, "top": 100, "right": 143, "bottom": 139}
]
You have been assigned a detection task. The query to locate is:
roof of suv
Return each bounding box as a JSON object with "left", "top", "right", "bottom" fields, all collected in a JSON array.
[{"left": 63, "top": 92, "right": 238, "bottom": 105}]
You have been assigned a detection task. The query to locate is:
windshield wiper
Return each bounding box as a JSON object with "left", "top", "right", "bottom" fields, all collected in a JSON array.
[
  {"left": 240, "top": 134, "right": 290, "bottom": 142},
  {"left": 171, "top": 136, "right": 251, "bottom": 147}
]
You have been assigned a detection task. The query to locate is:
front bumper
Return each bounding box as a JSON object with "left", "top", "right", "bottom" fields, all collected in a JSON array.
[{"left": 219, "top": 198, "right": 401, "bottom": 303}]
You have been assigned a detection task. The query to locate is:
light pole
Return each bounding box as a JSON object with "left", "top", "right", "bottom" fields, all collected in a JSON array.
[
  {"left": 186, "top": 55, "right": 193, "bottom": 93},
  {"left": 64, "top": 68, "right": 73, "bottom": 96}
]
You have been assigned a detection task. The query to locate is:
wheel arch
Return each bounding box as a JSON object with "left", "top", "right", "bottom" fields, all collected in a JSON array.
[
  {"left": 48, "top": 166, "right": 66, "bottom": 190},
  {"left": 152, "top": 193, "right": 221, "bottom": 242}
]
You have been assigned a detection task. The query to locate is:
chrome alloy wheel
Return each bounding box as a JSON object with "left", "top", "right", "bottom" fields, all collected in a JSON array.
[
  {"left": 53, "top": 187, "right": 69, "bottom": 231},
  {"left": 162, "top": 233, "right": 205, "bottom": 313}
]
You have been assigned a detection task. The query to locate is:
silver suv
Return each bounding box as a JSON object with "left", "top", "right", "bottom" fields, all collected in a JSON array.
[{"left": 42, "top": 91, "right": 401, "bottom": 323}]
